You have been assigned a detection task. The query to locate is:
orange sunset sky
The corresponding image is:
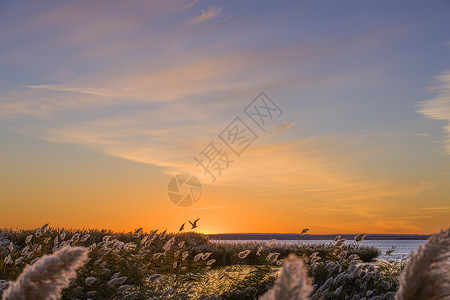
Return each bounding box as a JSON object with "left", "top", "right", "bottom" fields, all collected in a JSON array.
[{"left": 0, "top": 1, "right": 449, "bottom": 234}]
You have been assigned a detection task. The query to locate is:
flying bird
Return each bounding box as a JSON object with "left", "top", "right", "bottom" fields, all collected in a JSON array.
[
  {"left": 179, "top": 223, "right": 185, "bottom": 232},
  {"left": 300, "top": 228, "right": 309, "bottom": 236},
  {"left": 189, "top": 218, "right": 200, "bottom": 229}
]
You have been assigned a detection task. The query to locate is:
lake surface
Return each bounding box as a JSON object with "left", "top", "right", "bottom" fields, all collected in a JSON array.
[{"left": 213, "top": 239, "right": 427, "bottom": 260}]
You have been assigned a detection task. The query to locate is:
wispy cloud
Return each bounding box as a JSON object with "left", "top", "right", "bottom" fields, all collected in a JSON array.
[
  {"left": 180, "top": 0, "right": 199, "bottom": 11},
  {"left": 361, "top": 132, "right": 430, "bottom": 138},
  {"left": 276, "top": 122, "right": 295, "bottom": 132},
  {"left": 34, "top": 113, "right": 427, "bottom": 210},
  {"left": 23, "top": 84, "right": 114, "bottom": 97},
  {"left": 417, "top": 71, "right": 450, "bottom": 154},
  {"left": 184, "top": 7, "right": 222, "bottom": 25},
  {"left": 1, "top": 41, "right": 358, "bottom": 118}
]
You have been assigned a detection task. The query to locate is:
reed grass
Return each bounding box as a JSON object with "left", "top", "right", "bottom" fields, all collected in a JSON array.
[{"left": 0, "top": 225, "right": 447, "bottom": 300}]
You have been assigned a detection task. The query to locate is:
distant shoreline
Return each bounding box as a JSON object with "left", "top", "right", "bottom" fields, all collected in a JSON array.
[{"left": 208, "top": 233, "right": 431, "bottom": 240}]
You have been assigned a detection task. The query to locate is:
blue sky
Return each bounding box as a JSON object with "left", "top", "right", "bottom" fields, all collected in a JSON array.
[{"left": 0, "top": 0, "right": 449, "bottom": 233}]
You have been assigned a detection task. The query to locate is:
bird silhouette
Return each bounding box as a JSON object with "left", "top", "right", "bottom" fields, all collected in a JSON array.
[
  {"left": 300, "top": 228, "right": 309, "bottom": 236},
  {"left": 189, "top": 218, "right": 200, "bottom": 229},
  {"left": 179, "top": 223, "right": 185, "bottom": 232}
]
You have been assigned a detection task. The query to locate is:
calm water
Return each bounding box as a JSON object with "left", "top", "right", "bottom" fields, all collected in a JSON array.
[{"left": 213, "top": 239, "right": 427, "bottom": 260}]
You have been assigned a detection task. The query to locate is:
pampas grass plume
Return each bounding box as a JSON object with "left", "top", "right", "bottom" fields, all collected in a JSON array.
[
  {"left": 260, "top": 253, "right": 313, "bottom": 300},
  {"left": 2, "top": 246, "right": 88, "bottom": 300},
  {"left": 395, "top": 227, "right": 450, "bottom": 300}
]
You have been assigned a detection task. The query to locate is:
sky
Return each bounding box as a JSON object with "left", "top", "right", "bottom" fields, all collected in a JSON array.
[{"left": 0, "top": 0, "right": 449, "bottom": 234}]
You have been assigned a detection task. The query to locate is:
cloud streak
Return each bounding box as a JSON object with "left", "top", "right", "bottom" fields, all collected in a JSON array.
[
  {"left": 180, "top": 0, "right": 199, "bottom": 11},
  {"left": 417, "top": 71, "right": 450, "bottom": 154},
  {"left": 23, "top": 85, "right": 113, "bottom": 97},
  {"left": 276, "top": 122, "right": 295, "bottom": 132},
  {"left": 184, "top": 7, "right": 222, "bottom": 25}
]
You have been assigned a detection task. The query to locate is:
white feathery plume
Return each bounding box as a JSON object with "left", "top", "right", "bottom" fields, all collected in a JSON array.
[
  {"left": 354, "top": 233, "right": 367, "bottom": 242},
  {"left": 267, "top": 252, "right": 281, "bottom": 263},
  {"left": 85, "top": 277, "right": 97, "bottom": 285},
  {"left": 40, "top": 223, "right": 49, "bottom": 233},
  {"left": 395, "top": 227, "right": 450, "bottom": 300},
  {"left": 107, "top": 276, "right": 127, "bottom": 287},
  {"left": 256, "top": 245, "right": 263, "bottom": 256},
  {"left": 80, "top": 234, "right": 90, "bottom": 242},
  {"left": 202, "top": 252, "right": 212, "bottom": 260},
  {"left": 140, "top": 235, "right": 148, "bottom": 245},
  {"left": 194, "top": 253, "right": 203, "bottom": 262},
  {"left": 4, "top": 255, "right": 13, "bottom": 265},
  {"left": 2, "top": 246, "right": 88, "bottom": 300},
  {"left": 70, "top": 233, "right": 80, "bottom": 242},
  {"left": 21, "top": 246, "right": 29, "bottom": 256},
  {"left": 260, "top": 254, "right": 313, "bottom": 300},
  {"left": 118, "top": 284, "right": 133, "bottom": 294},
  {"left": 267, "top": 239, "right": 276, "bottom": 246},
  {"left": 25, "top": 235, "right": 32, "bottom": 244},
  {"left": 148, "top": 274, "right": 161, "bottom": 282},
  {"left": 133, "top": 228, "right": 143, "bottom": 237},
  {"left": 163, "top": 237, "right": 175, "bottom": 251},
  {"left": 238, "top": 250, "right": 251, "bottom": 259},
  {"left": 87, "top": 290, "right": 97, "bottom": 297}
]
